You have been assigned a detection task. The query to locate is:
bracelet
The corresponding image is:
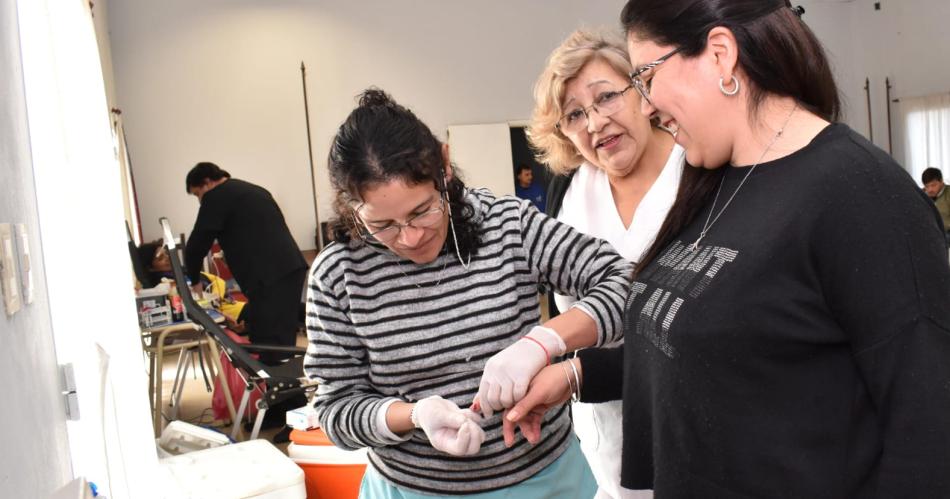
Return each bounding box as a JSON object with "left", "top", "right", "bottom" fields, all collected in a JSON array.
[
  {"left": 559, "top": 362, "right": 575, "bottom": 401},
  {"left": 409, "top": 403, "right": 421, "bottom": 429},
  {"left": 521, "top": 336, "right": 551, "bottom": 365},
  {"left": 567, "top": 358, "right": 581, "bottom": 403}
]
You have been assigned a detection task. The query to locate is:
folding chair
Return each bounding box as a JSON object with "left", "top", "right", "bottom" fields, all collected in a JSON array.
[{"left": 160, "top": 217, "right": 314, "bottom": 440}]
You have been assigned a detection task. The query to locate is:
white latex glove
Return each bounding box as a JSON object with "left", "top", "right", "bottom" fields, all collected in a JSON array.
[
  {"left": 412, "top": 396, "right": 485, "bottom": 456},
  {"left": 475, "top": 326, "right": 566, "bottom": 418}
]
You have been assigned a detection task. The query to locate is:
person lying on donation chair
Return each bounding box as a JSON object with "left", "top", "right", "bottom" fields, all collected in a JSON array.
[{"left": 135, "top": 239, "right": 248, "bottom": 332}]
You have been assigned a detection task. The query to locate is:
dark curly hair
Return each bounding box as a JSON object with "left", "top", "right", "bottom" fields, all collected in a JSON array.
[
  {"left": 133, "top": 239, "right": 164, "bottom": 288},
  {"left": 326, "top": 88, "right": 479, "bottom": 258}
]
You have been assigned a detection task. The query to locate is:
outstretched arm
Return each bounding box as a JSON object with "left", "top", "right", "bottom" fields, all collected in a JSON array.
[{"left": 474, "top": 200, "right": 632, "bottom": 417}]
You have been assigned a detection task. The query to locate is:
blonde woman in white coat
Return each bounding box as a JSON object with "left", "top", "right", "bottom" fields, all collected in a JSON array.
[{"left": 529, "top": 29, "right": 685, "bottom": 499}]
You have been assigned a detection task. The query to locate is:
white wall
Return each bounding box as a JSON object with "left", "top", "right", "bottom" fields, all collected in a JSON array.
[
  {"left": 107, "top": 0, "right": 949, "bottom": 248},
  {"left": 106, "top": 0, "right": 627, "bottom": 249},
  {"left": 845, "top": 0, "right": 950, "bottom": 170},
  {"left": 794, "top": 1, "right": 862, "bottom": 125},
  {"left": 797, "top": 0, "right": 950, "bottom": 169}
]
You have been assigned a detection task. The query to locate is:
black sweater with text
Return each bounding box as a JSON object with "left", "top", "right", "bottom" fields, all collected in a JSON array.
[{"left": 580, "top": 124, "right": 950, "bottom": 498}]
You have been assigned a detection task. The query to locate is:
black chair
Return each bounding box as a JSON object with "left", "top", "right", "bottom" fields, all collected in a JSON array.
[
  {"left": 127, "top": 222, "right": 156, "bottom": 289},
  {"left": 159, "top": 217, "right": 313, "bottom": 440}
]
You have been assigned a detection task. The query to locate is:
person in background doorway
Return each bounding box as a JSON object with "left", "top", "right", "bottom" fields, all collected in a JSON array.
[
  {"left": 529, "top": 28, "right": 685, "bottom": 499},
  {"left": 508, "top": 1, "right": 950, "bottom": 497},
  {"left": 514, "top": 163, "right": 546, "bottom": 211},
  {"left": 184, "top": 162, "right": 308, "bottom": 364},
  {"left": 922, "top": 167, "right": 950, "bottom": 235}
]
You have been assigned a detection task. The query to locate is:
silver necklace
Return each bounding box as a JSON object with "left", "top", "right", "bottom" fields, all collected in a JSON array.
[
  {"left": 398, "top": 215, "right": 470, "bottom": 287},
  {"left": 396, "top": 193, "right": 471, "bottom": 287},
  {"left": 689, "top": 104, "right": 797, "bottom": 252},
  {"left": 395, "top": 246, "right": 449, "bottom": 289}
]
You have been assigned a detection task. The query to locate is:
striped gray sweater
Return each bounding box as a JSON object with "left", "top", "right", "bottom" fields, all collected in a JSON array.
[{"left": 304, "top": 189, "right": 632, "bottom": 495}]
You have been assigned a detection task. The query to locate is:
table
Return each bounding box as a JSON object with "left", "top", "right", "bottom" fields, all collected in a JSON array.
[{"left": 140, "top": 312, "right": 237, "bottom": 437}]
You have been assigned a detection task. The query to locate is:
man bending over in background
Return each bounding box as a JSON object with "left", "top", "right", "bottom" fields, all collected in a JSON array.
[{"left": 184, "top": 162, "right": 307, "bottom": 364}]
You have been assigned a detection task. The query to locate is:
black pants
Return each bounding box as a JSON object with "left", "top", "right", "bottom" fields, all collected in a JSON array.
[{"left": 243, "top": 267, "right": 307, "bottom": 365}]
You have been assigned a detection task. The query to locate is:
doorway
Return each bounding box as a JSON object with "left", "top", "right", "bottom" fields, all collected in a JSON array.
[{"left": 509, "top": 125, "right": 552, "bottom": 213}]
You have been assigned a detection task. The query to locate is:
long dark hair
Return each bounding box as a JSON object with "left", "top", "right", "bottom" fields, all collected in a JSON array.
[
  {"left": 625, "top": 0, "right": 841, "bottom": 273},
  {"left": 326, "top": 88, "right": 478, "bottom": 257}
]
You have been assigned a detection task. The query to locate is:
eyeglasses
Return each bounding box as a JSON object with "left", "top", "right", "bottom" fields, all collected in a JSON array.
[
  {"left": 629, "top": 47, "right": 681, "bottom": 105},
  {"left": 357, "top": 197, "right": 446, "bottom": 243},
  {"left": 555, "top": 85, "right": 637, "bottom": 135}
]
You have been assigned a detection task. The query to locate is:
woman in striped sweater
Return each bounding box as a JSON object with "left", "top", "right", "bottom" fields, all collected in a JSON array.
[{"left": 304, "top": 88, "right": 633, "bottom": 498}]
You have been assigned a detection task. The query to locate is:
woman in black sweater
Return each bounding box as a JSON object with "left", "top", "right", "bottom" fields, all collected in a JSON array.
[{"left": 507, "top": 1, "right": 950, "bottom": 497}]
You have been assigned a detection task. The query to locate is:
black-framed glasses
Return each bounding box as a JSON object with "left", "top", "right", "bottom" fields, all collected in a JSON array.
[
  {"left": 555, "top": 85, "right": 636, "bottom": 135},
  {"left": 357, "top": 196, "right": 446, "bottom": 243},
  {"left": 629, "top": 47, "right": 681, "bottom": 104}
]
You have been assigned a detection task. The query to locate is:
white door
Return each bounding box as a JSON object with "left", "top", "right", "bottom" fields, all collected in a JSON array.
[
  {"left": 447, "top": 123, "right": 515, "bottom": 196},
  {"left": 15, "top": 0, "right": 161, "bottom": 497}
]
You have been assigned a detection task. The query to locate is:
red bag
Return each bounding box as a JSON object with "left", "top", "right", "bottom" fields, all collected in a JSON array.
[{"left": 212, "top": 329, "right": 263, "bottom": 422}]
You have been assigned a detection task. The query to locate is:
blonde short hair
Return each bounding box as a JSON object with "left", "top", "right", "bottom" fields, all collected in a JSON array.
[{"left": 528, "top": 29, "right": 633, "bottom": 175}]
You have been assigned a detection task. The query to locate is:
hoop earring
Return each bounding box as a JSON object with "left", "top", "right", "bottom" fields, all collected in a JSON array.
[
  {"left": 719, "top": 76, "right": 740, "bottom": 96},
  {"left": 657, "top": 123, "right": 678, "bottom": 138}
]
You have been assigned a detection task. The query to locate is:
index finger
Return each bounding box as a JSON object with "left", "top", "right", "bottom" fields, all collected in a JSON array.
[{"left": 505, "top": 386, "right": 544, "bottom": 423}]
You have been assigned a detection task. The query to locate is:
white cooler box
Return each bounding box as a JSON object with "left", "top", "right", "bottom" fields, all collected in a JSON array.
[{"left": 161, "top": 439, "right": 305, "bottom": 499}]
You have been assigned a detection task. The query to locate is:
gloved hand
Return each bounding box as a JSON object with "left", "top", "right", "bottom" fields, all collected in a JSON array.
[
  {"left": 475, "top": 326, "right": 566, "bottom": 418},
  {"left": 412, "top": 396, "right": 485, "bottom": 456}
]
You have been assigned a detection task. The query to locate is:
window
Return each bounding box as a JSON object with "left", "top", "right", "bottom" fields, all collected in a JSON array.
[{"left": 901, "top": 92, "right": 950, "bottom": 185}]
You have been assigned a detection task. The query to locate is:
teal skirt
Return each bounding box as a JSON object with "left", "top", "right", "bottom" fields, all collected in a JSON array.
[{"left": 358, "top": 437, "right": 596, "bottom": 498}]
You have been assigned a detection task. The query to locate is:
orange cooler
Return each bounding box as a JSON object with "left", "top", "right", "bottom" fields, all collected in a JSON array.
[{"left": 288, "top": 428, "right": 368, "bottom": 499}]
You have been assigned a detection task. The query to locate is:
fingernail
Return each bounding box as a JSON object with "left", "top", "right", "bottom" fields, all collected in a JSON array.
[{"left": 506, "top": 410, "right": 519, "bottom": 421}]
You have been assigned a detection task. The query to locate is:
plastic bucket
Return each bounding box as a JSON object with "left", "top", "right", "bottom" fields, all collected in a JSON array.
[{"left": 288, "top": 428, "right": 367, "bottom": 499}]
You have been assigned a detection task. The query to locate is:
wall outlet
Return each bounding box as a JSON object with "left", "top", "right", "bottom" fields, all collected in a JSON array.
[
  {"left": 0, "top": 224, "right": 22, "bottom": 316},
  {"left": 16, "top": 224, "right": 33, "bottom": 305}
]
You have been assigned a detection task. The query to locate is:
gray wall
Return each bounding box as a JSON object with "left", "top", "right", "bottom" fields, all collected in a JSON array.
[{"left": 0, "top": 0, "right": 73, "bottom": 495}]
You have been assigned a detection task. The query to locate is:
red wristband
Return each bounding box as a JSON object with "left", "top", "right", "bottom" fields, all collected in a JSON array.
[{"left": 521, "top": 336, "right": 551, "bottom": 365}]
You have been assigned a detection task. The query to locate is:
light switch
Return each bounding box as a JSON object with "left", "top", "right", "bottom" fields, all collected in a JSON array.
[
  {"left": 0, "top": 224, "right": 22, "bottom": 316},
  {"left": 15, "top": 224, "right": 33, "bottom": 305}
]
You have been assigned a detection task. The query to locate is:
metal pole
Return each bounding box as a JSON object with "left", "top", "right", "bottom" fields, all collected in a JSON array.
[
  {"left": 885, "top": 77, "right": 893, "bottom": 155},
  {"left": 864, "top": 78, "right": 873, "bottom": 142},
  {"left": 301, "top": 61, "right": 323, "bottom": 250}
]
